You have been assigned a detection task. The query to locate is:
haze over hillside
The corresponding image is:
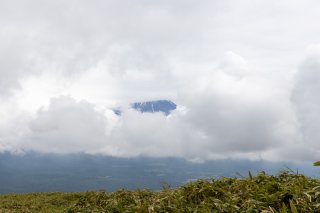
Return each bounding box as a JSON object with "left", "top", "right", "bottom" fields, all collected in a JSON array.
[{"left": 0, "top": 152, "right": 318, "bottom": 194}]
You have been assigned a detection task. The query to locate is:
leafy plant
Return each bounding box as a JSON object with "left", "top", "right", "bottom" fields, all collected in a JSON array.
[
  {"left": 313, "top": 161, "right": 320, "bottom": 166},
  {"left": 1, "top": 171, "right": 320, "bottom": 212}
]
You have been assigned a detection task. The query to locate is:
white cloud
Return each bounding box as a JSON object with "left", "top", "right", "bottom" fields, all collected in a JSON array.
[
  {"left": 21, "top": 96, "right": 109, "bottom": 153},
  {"left": 4, "top": 53, "right": 299, "bottom": 161},
  {"left": 2, "top": 0, "right": 320, "bottom": 162},
  {"left": 290, "top": 45, "right": 320, "bottom": 159}
]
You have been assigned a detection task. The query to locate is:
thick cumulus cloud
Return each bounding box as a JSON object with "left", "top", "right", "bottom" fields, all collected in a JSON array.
[
  {"left": 290, "top": 46, "right": 320, "bottom": 160},
  {"left": 174, "top": 53, "right": 299, "bottom": 161},
  {"left": 4, "top": 53, "right": 299, "bottom": 162},
  {"left": 3, "top": 0, "right": 320, "bottom": 98},
  {"left": 24, "top": 96, "right": 109, "bottom": 153},
  {"left": 0, "top": 0, "right": 213, "bottom": 98},
  {"left": 0, "top": 51, "right": 315, "bottom": 162},
  {"left": 2, "top": 0, "right": 320, "bottom": 162}
]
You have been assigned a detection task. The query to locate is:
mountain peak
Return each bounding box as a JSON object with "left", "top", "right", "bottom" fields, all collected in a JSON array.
[{"left": 131, "top": 100, "right": 176, "bottom": 115}]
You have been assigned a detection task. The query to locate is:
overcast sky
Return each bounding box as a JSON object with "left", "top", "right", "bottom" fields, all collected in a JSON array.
[{"left": 1, "top": 0, "right": 320, "bottom": 162}]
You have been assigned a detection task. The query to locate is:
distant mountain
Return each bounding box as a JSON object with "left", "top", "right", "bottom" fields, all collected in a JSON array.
[
  {"left": 132, "top": 100, "right": 176, "bottom": 115},
  {"left": 0, "top": 152, "right": 316, "bottom": 194},
  {"left": 112, "top": 100, "right": 177, "bottom": 116}
]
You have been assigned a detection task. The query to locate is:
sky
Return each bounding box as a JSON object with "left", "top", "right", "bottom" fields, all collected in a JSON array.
[{"left": 1, "top": 0, "right": 320, "bottom": 162}]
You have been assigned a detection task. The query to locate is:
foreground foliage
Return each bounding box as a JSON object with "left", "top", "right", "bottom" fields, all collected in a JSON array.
[{"left": 1, "top": 171, "right": 320, "bottom": 212}]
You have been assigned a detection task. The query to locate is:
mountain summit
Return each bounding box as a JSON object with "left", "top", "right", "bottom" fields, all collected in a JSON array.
[{"left": 132, "top": 100, "right": 176, "bottom": 115}]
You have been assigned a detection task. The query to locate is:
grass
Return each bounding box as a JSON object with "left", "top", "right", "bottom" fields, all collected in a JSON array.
[
  {"left": 0, "top": 192, "right": 82, "bottom": 212},
  {"left": 1, "top": 171, "right": 320, "bottom": 212}
]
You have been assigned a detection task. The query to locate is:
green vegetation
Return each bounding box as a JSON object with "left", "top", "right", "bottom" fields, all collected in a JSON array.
[
  {"left": 314, "top": 161, "right": 320, "bottom": 166},
  {"left": 1, "top": 171, "right": 320, "bottom": 212}
]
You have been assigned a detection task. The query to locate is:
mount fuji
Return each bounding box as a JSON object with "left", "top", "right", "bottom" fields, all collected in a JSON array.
[
  {"left": 132, "top": 100, "right": 176, "bottom": 115},
  {"left": 113, "top": 100, "right": 177, "bottom": 116}
]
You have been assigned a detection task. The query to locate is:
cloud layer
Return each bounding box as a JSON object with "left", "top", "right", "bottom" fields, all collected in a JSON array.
[{"left": 1, "top": 0, "right": 320, "bottom": 162}]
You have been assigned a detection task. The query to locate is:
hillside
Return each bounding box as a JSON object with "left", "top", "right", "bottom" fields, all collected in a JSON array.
[
  {"left": 3, "top": 153, "right": 314, "bottom": 194},
  {"left": 1, "top": 171, "right": 320, "bottom": 212}
]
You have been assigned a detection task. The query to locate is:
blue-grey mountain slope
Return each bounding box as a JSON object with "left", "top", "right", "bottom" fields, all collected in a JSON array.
[
  {"left": 0, "top": 152, "right": 317, "bottom": 194},
  {"left": 132, "top": 100, "right": 176, "bottom": 115},
  {"left": 113, "top": 100, "right": 177, "bottom": 116}
]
